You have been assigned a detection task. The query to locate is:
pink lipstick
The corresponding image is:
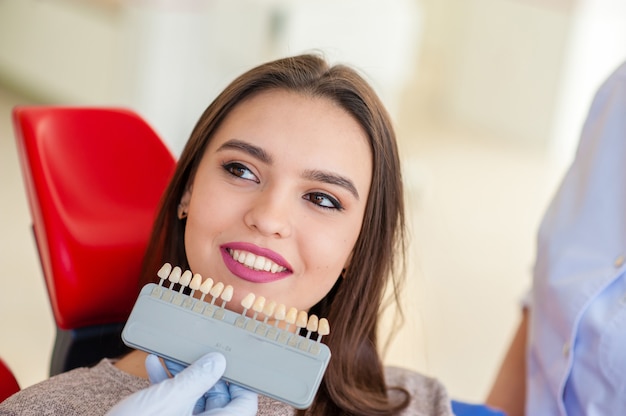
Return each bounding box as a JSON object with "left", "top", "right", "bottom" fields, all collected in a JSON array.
[{"left": 220, "top": 242, "right": 292, "bottom": 283}]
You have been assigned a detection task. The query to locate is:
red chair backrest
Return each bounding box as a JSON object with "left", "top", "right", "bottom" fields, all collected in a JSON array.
[
  {"left": 0, "top": 358, "right": 20, "bottom": 402},
  {"left": 13, "top": 107, "right": 176, "bottom": 330}
]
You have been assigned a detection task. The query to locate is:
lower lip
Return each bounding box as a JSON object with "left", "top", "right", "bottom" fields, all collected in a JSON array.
[{"left": 220, "top": 248, "right": 291, "bottom": 284}]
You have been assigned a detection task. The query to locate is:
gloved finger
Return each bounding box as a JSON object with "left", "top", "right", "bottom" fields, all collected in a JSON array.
[
  {"left": 145, "top": 354, "right": 169, "bottom": 384},
  {"left": 203, "top": 379, "right": 231, "bottom": 409},
  {"left": 178, "top": 352, "right": 227, "bottom": 390},
  {"left": 224, "top": 383, "right": 258, "bottom": 413},
  {"left": 200, "top": 383, "right": 258, "bottom": 416},
  {"left": 163, "top": 358, "right": 186, "bottom": 377}
]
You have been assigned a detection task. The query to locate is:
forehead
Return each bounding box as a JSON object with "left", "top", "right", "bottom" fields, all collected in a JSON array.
[{"left": 221, "top": 89, "right": 365, "bottom": 142}]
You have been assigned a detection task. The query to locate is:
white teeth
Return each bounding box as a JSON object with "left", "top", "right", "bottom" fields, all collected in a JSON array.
[
  {"left": 228, "top": 249, "right": 286, "bottom": 273},
  {"left": 253, "top": 256, "right": 265, "bottom": 270},
  {"left": 244, "top": 252, "right": 256, "bottom": 268}
]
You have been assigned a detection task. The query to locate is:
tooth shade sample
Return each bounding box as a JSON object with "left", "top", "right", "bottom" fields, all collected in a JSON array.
[
  {"left": 285, "top": 307, "right": 298, "bottom": 325},
  {"left": 274, "top": 304, "right": 286, "bottom": 321},
  {"left": 221, "top": 285, "right": 234, "bottom": 302},
  {"left": 169, "top": 266, "right": 182, "bottom": 283},
  {"left": 157, "top": 263, "right": 172, "bottom": 279},
  {"left": 263, "top": 300, "right": 276, "bottom": 317},
  {"left": 189, "top": 274, "right": 202, "bottom": 291},
  {"left": 296, "top": 311, "right": 308, "bottom": 328},
  {"left": 252, "top": 296, "right": 266, "bottom": 313},
  {"left": 318, "top": 318, "right": 330, "bottom": 336},
  {"left": 210, "top": 282, "right": 225, "bottom": 298},
  {"left": 306, "top": 315, "right": 319, "bottom": 332},
  {"left": 241, "top": 293, "right": 256, "bottom": 310},
  {"left": 199, "top": 278, "right": 214, "bottom": 295},
  {"left": 179, "top": 270, "right": 192, "bottom": 287}
]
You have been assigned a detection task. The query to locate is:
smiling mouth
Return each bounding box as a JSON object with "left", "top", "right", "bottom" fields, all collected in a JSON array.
[{"left": 227, "top": 249, "right": 288, "bottom": 273}]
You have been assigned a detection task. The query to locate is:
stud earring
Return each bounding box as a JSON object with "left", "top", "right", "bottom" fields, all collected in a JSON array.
[{"left": 177, "top": 203, "right": 188, "bottom": 220}]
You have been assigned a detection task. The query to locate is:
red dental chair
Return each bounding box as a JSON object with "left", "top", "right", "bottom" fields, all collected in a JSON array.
[
  {"left": 13, "top": 107, "right": 176, "bottom": 376},
  {"left": 0, "top": 358, "right": 20, "bottom": 402}
]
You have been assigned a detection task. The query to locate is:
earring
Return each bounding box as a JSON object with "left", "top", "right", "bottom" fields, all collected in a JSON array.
[{"left": 177, "top": 203, "right": 188, "bottom": 220}]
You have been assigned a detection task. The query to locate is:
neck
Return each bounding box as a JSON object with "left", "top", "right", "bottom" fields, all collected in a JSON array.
[{"left": 114, "top": 349, "right": 149, "bottom": 379}]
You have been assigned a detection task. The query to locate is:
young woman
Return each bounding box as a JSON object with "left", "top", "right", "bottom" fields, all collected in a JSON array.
[{"left": 0, "top": 54, "right": 454, "bottom": 415}]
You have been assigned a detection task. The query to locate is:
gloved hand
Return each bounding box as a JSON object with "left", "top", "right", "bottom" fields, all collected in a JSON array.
[
  {"left": 145, "top": 354, "right": 236, "bottom": 412},
  {"left": 106, "top": 352, "right": 258, "bottom": 416}
]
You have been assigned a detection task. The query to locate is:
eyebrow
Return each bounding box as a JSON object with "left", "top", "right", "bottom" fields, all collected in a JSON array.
[
  {"left": 216, "top": 139, "right": 273, "bottom": 164},
  {"left": 217, "top": 138, "right": 360, "bottom": 200},
  {"left": 303, "top": 169, "right": 360, "bottom": 200}
]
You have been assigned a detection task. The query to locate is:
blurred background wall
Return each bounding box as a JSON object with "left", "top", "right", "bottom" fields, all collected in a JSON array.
[{"left": 1, "top": 0, "right": 626, "bottom": 404}]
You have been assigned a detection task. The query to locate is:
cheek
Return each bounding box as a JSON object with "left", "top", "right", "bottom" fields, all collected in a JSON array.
[
  {"left": 297, "top": 223, "right": 361, "bottom": 304},
  {"left": 183, "top": 197, "right": 234, "bottom": 268}
]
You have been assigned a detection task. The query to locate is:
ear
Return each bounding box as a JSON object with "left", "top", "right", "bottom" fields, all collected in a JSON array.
[{"left": 177, "top": 186, "right": 192, "bottom": 219}]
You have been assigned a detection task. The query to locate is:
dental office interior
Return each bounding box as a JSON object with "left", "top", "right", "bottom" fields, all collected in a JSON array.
[{"left": 1, "top": 0, "right": 625, "bottom": 406}]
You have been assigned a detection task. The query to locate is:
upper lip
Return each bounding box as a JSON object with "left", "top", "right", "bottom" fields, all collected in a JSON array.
[{"left": 221, "top": 242, "right": 292, "bottom": 273}]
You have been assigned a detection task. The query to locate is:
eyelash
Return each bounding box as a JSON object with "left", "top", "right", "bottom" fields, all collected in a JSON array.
[
  {"left": 304, "top": 193, "right": 343, "bottom": 211},
  {"left": 221, "top": 162, "right": 344, "bottom": 211},
  {"left": 222, "top": 162, "right": 259, "bottom": 183}
]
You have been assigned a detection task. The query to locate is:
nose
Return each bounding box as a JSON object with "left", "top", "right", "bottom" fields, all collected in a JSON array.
[{"left": 243, "top": 188, "right": 293, "bottom": 238}]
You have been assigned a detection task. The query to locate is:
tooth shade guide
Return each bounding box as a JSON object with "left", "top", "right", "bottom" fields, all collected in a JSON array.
[
  {"left": 123, "top": 282, "right": 333, "bottom": 409},
  {"left": 123, "top": 264, "right": 330, "bottom": 409}
]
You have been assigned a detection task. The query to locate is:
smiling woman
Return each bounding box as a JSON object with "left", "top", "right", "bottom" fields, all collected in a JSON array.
[
  {"left": 179, "top": 89, "right": 372, "bottom": 313},
  {"left": 0, "top": 54, "right": 456, "bottom": 416}
]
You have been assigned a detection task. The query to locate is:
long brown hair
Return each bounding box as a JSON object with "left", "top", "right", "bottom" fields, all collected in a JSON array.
[{"left": 140, "top": 53, "right": 409, "bottom": 415}]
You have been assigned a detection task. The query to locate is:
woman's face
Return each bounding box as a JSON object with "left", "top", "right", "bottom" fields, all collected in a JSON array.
[{"left": 182, "top": 89, "right": 372, "bottom": 314}]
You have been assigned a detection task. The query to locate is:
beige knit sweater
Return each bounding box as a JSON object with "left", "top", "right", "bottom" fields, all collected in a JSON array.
[{"left": 0, "top": 359, "right": 454, "bottom": 415}]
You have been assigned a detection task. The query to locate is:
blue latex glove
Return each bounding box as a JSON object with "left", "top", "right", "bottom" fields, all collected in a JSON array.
[
  {"left": 451, "top": 400, "right": 506, "bottom": 416},
  {"left": 146, "top": 354, "right": 237, "bottom": 411},
  {"left": 106, "top": 352, "right": 258, "bottom": 416}
]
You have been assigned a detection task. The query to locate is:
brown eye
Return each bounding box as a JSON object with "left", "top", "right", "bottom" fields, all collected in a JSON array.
[
  {"left": 304, "top": 192, "right": 343, "bottom": 211},
  {"left": 223, "top": 162, "right": 259, "bottom": 183}
]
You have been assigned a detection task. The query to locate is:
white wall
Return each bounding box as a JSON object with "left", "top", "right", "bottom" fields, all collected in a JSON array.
[
  {"left": 415, "top": 0, "right": 572, "bottom": 148},
  {"left": 0, "top": 1, "right": 123, "bottom": 104},
  {"left": 0, "top": 0, "right": 422, "bottom": 154}
]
